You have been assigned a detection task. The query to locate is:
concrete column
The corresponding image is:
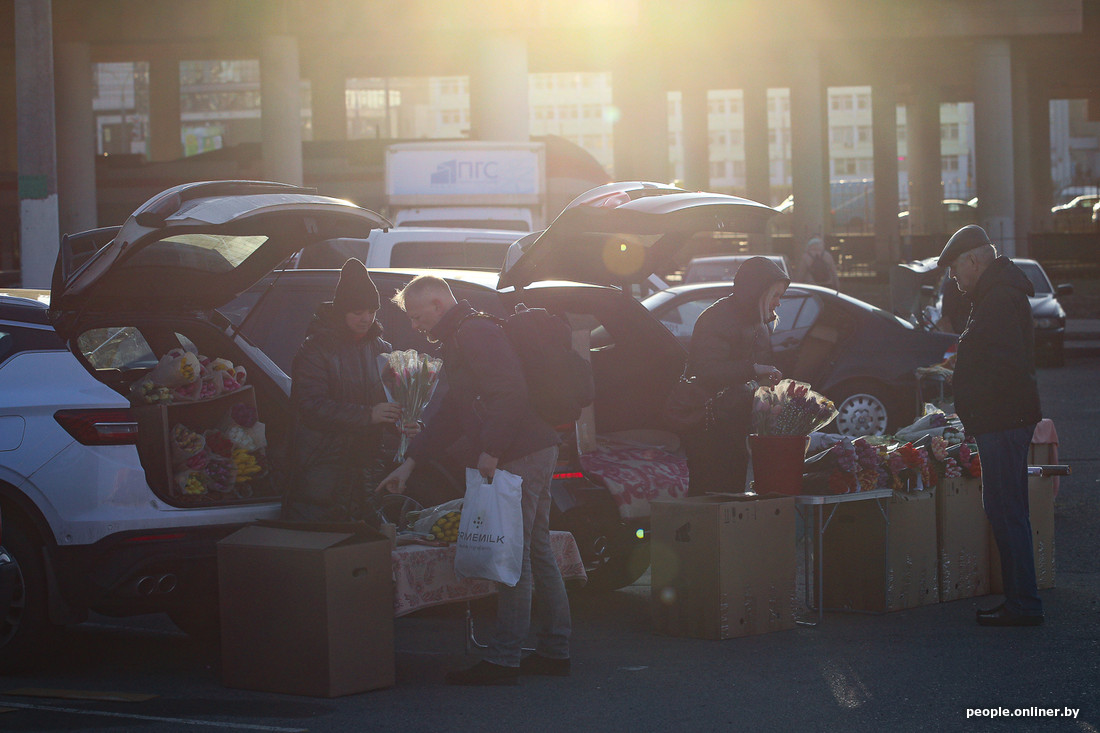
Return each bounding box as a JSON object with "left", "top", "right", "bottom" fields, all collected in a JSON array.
[
  {"left": 54, "top": 41, "right": 98, "bottom": 237},
  {"left": 680, "top": 84, "right": 708, "bottom": 191},
  {"left": 906, "top": 80, "right": 943, "bottom": 236},
  {"left": 14, "top": 0, "right": 60, "bottom": 288},
  {"left": 612, "top": 66, "right": 670, "bottom": 182},
  {"left": 148, "top": 55, "right": 182, "bottom": 161},
  {"left": 1028, "top": 90, "right": 1053, "bottom": 233},
  {"left": 0, "top": 47, "right": 16, "bottom": 173},
  {"left": 260, "top": 34, "right": 303, "bottom": 186},
  {"left": 974, "top": 39, "right": 1016, "bottom": 254},
  {"left": 871, "top": 73, "right": 901, "bottom": 263},
  {"left": 309, "top": 71, "right": 347, "bottom": 142},
  {"left": 743, "top": 81, "right": 771, "bottom": 205},
  {"left": 1011, "top": 52, "right": 1033, "bottom": 255},
  {"left": 469, "top": 32, "right": 529, "bottom": 142},
  {"left": 788, "top": 47, "right": 828, "bottom": 243}
]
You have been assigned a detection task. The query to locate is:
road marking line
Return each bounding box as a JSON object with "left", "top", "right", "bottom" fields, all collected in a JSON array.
[
  {"left": 0, "top": 701, "right": 309, "bottom": 731},
  {"left": 4, "top": 687, "right": 157, "bottom": 702}
]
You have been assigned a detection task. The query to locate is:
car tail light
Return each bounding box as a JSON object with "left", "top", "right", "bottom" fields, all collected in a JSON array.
[
  {"left": 553, "top": 472, "right": 585, "bottom": 481},
  {"left": 54, "top": 409, "right": 139, "bottom": 445}
]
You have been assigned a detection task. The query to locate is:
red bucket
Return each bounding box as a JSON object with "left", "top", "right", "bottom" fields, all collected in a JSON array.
[{"left": 749, "top": 434, "right": 810, "bottom": 495}]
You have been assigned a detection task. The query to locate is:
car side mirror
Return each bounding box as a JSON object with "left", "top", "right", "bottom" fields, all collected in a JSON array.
[{"left": 1055, "top": 283, "right": 1074, "bottom": 297}]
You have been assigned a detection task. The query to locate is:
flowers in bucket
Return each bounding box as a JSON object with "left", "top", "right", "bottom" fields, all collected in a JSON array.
[
  {"left": 379, "top": 350, "right": 443, "bottom": 462},
  {"left": 752, "top": 379, "right": 838, "bottom": 437}
]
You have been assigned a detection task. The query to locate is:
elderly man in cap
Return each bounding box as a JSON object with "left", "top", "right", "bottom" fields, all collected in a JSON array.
[{"left": 938, "top": 225, "right": 1044, "bottom": 627}]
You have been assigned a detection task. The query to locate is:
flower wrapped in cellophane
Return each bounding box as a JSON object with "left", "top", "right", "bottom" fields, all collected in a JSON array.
[
  {"left": 751, "top": 379, "right": 838, "bottom": 436},
  {"left": 379, "top": 350, "right": 443, "bottom": 462}
]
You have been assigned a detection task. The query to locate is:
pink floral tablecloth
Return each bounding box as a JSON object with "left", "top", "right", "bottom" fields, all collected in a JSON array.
[
  {"left": 578, "top": 437, "right": 689, "bottom": 519},
  {"left": 392, "top": 530, "right": 586, "bottom": 617}
]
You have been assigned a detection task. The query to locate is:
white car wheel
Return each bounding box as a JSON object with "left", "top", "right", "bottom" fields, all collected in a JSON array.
[{"left": 834, "top": 391, "right": 889, "bottom": 437}]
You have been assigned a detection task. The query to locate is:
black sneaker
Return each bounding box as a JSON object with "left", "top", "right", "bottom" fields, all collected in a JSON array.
[
  {"left": 445, "top": 660, "right": 519, "bottom": 686},
  {"left": 519, "top": 653, "right": 571, "bottom": 677}
]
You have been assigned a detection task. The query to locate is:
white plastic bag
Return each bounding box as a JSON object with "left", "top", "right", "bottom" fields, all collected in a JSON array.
[
  {"left": 410, "top": 498, "right": 465, "bottom": 535},
  {"left": 454, "top": 468, "right": 524, "bottom": 587}
]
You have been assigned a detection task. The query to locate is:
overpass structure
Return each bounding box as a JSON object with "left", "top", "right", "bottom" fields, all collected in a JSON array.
[{"left": 3, "top": 0, "right": 1099, "bottom": 287}]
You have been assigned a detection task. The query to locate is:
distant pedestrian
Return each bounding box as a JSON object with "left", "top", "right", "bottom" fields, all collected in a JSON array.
[
  {"left": 682, "top": 256, "right": 789, "bottom": 495},
  {"left": 796, "top": 236, "right": 839, "bottom": 289},
  {"left": 938, "top": 225, "right": 1044, "bottom": 626},
  {"left": 378, "top": 275, "right": 571, "bottom": 685}
]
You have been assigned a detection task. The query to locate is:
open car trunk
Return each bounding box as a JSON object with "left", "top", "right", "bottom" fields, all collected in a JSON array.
[{"left": 71, "top": 311, "right": 291, "bottom": 508}]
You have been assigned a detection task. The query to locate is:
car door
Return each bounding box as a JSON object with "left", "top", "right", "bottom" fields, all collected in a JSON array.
[{"left": 770, "top": 289, "right": 821, "bottom": 377}]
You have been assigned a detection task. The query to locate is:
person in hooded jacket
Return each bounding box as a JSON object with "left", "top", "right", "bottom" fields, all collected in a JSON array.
[
  {"left": 938, "top": 225, "right": 1044, "bottom": 627},
  {"left": 683, "top": 256, "right": 790, "bottom": 495},
  {"left": 282, "top": 258, "right": 408, "bottom": 522}
]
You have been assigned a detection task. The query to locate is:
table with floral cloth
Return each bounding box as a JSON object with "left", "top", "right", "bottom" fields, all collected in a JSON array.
[
  {"left": 578, "top": 436, "right": 689, "bottom": 520},
  {"left": 392, "top": 530, "right": 586, "bottom": 617}
]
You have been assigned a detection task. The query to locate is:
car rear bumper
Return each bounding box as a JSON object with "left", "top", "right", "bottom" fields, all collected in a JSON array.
[{"left": 49, "top": 523, "right": 249, "bottom": 616}]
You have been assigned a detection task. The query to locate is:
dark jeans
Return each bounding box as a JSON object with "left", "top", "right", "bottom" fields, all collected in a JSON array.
[
  {"left": 684, "top": 422, "right": 749, "bottom": 496},
  {"left": 975, "top": 425, "right": 1043, "bottom": 616}
]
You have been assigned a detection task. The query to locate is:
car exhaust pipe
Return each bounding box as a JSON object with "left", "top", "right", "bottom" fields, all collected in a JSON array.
[
  {"left": 136, "top": 575, "right": 158, "bottom": 596},
  {"left": 156, "top": 574, "right": 177, "bottom": 594}
]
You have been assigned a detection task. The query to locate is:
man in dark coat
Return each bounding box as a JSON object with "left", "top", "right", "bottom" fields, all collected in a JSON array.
[
  {"left": 282, "top": 259, "right": 403, "bottom": 522},
  {"left": 379, "top": 275, "right": 569, "bottom": 686},
  {"left": 684, "top": 256, "right": 788, "bottom": 495},
  {"left": 938, "top": 225, "right": 1044, "bottom": 626}
]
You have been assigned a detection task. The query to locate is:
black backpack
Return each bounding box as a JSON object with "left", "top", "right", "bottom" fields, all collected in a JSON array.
[{"left": 461, "top": 306, "right": 595, "bottom": 427}]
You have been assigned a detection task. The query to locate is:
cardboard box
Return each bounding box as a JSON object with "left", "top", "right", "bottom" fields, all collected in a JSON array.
[
  {"left": 133, "top": 385, "right": 276, "bottom": 502},
  {"left": 217, "top": 521, "right": 394, "bottom": 697},
  {"left": 650, "top": 494, "right": 797, "bottom": 639},
  {"left": 936, "top": 477, "right": 991, "bottom": 602},
  {"left": 822, "top": 490, "right": 939, "bottom": 612},
  {"left": 989, "top": 476, "right": 1056, "bottom": 593}
]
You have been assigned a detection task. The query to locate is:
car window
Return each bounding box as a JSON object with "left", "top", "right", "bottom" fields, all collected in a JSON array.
[
  {"left": 0, "top": 326, "right": 65, "bottom": 362},
  {"left": 658, "top": 297, "right": 716, "bottom": 341},
  {"left": 1015, "top": 262, "right": 1052, "bottom": 295},
  {"left": 389, "top": 241, "right": 512, "bottom": 270},
  {"left": 78, "top": 326, "right": 157, "bottom": 369},
  {"left": 119, "top": 234, "right": 269, "bottom": 274}
]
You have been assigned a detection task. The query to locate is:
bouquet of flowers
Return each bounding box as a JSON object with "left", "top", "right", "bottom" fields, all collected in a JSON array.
[
  {"left": 752, "top": 379, "right": 838, "bottom": 436},
  {"left": 379, "top": 350, "right": 444, "bottom": 462}
]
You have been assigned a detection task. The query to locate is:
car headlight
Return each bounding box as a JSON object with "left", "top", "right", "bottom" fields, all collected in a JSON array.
[{"left": 1034, "top": 317, "right": 1055, "bottom": 330}]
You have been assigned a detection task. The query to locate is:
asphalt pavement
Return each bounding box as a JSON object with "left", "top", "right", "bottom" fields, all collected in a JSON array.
[{"left": 1, "top": 354, "right": 1098, "bottom": 733}]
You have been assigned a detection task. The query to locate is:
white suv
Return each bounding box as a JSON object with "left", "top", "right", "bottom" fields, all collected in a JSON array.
[{"left": 0, "top": 181, "right": 389, "bottom": 670}]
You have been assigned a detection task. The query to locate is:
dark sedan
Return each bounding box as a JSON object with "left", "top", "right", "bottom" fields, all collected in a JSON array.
[{"left": 641, "top": 282, "right": 958, "bottom": 436}]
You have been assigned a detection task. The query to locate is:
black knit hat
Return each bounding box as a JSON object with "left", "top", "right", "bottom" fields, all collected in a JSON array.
[
  {"left": 938, "top": 225, "right": 992, "bottom": 268},
  {"left": 332, "top": 258, "right": 380, "bottom": 313}
]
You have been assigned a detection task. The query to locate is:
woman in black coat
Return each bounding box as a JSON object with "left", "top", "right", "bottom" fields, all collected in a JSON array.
[
  {"left": 282, "top": 258, "right": 406, "bottom": 522},
  {"left": 683, "top": 256, "right": 790, "bottom": 495}
]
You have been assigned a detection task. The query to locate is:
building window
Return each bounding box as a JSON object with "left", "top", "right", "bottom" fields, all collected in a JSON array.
[
  {"left": 857, "top": 126, "right": 872, "bottom": 144},
  {"left": 941, "top": 123, "right": 959, "bottom": 141},
  {"left": 709, "top": 160, "right": 727, "bottom": 178},
  {"left": 857, "top": 93, "right": 871, "bottom": 111},
  {"left": 833, "top": 158, "right": 858, "bottom": 176},
  {"left": 942, "top": 156, "right": 960, "bottom": 172},
  {"left": 831, "top": 127, "right": 854, "bottom": 146}
]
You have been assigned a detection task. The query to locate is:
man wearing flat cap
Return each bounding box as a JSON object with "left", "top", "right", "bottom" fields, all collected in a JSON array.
[{"left": 938, "top": 225, "right": 1044, "bottom": 627}]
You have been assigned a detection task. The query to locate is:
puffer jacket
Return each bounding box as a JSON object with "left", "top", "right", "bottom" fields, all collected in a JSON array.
[
  {"left": 686, "top": 256, "right": 790, "bottom": 399},
  {"left": 283, "top": 303, "right": 392, "bottom": 521},
  {"left": 953, "top": 256, "right": 1042, "bottom": 435}
]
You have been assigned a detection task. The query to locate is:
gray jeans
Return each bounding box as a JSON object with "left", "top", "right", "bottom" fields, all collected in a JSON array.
[{"left": 486, "top": 445, "right": 572, "bottom": 667}]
